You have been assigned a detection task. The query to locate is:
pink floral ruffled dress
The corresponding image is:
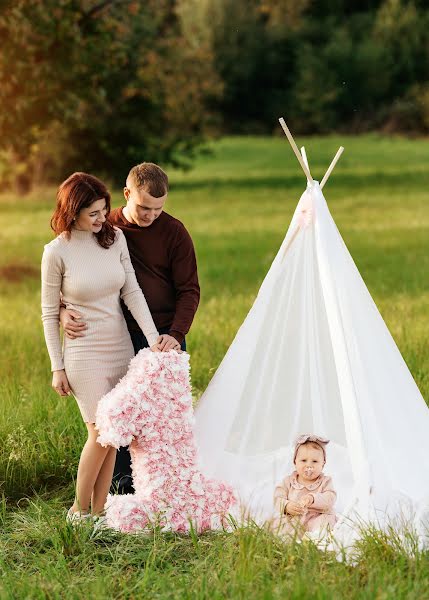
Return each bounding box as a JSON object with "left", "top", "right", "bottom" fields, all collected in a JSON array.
[{"left": 272, "top": 471, "right": 337, "bottom": 535}]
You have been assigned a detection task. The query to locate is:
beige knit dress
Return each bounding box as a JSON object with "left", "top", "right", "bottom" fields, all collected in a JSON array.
[{"left": 41, "top": 227, "right": 159, "bottom": 423}]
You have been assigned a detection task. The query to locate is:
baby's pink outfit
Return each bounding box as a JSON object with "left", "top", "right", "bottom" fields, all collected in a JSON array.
[{"left": 272, "top": 471, "right": 337, "bottom": 536}]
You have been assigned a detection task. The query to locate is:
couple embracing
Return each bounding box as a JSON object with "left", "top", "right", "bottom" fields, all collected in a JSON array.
[{"left": 41, "top": 163, "right": 200, "bottom": 524}]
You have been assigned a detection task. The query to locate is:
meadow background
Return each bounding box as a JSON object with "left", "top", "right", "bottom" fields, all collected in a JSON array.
[{"left": 1, "top": 135, "right": 429, "bottom": 598}]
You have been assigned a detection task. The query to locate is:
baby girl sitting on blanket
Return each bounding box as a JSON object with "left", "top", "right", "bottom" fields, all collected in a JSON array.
[
  {"left": 272, "top": 434, "right": 337, "bottom": 537},
  {"left": 96, "top": 349, "right": 236, "bottom": 534}
]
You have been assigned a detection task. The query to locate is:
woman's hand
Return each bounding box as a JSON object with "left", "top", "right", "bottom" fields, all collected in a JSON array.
[
  {"left": 52, "top": 370, "right": 72, "bottom": 396},
  {"left": 285, "top": 500, "right": 306, "bottom": 516}
]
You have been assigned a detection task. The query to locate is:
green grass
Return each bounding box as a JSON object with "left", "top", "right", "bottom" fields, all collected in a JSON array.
[{"left": 1, "top": 135, "right": 429, "bottom": 598}]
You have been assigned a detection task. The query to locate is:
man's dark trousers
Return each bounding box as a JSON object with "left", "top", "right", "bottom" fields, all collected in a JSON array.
[{"left": 110, "top": 327, "right": 187, "bottom": 494}]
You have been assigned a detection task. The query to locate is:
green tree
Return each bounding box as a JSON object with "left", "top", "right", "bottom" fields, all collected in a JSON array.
[
  {"left": 291, "top": 15, "right": 393, "bottom": 132},
  {"left": 0, "top": 0, "right": 221, "bottom": 190},
  {"left": 205, "top": 0, "right": 309, "bottom": 132},
  {"left": 199, "top": 0, "right": 429, "bottom": 134}
]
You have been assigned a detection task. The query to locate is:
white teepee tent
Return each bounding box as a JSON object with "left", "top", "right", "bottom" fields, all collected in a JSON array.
[{"left": 194, "top": 119, "right": 429, "bottom": 545}]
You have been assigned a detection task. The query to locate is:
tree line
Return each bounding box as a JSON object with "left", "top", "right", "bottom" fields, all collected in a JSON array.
[{"left": 1, "top": 0, "right": 428, "bottom": 190}]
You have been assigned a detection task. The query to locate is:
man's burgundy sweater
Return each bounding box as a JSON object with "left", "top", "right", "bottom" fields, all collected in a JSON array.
[{"left": 109, "top": 207, "right": 200, "bottom": 343}]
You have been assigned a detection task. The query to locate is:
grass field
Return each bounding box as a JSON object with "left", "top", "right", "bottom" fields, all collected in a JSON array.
[{"left": 1, "top": 135, "right": 429, "bottom": 598}]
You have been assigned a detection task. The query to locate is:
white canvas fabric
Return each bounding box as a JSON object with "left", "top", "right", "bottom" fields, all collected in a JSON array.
[{"left": 194, "top": 181, "right": 429, "bottom": 546}]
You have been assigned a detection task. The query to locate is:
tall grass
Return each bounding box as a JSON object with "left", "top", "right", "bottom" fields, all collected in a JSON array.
[{"left": 1, "top": 136, "right": 429, "bottom": 598}]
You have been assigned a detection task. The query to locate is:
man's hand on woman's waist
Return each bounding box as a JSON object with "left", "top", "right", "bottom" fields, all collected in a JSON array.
[{"left": 60, "top": 307, "right": 87, "bottom": 339}]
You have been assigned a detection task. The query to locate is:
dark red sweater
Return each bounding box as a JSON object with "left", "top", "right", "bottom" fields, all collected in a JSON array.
[{"left": 109, "top": 207, "right": 200, "bottom": 343}]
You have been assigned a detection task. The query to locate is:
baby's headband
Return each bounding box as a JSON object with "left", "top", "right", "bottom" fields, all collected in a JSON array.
[{"left": 293, "top": 434, "right": 330, "bottom": 463}]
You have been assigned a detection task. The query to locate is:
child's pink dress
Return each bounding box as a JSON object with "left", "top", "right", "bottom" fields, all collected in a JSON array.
[{"left": 272, "top": 471, "right": 337, "bottom": 535}]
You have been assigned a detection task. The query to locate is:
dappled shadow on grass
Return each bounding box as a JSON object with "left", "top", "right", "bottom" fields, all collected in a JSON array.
[
  {"left": 0, "top": 203, "right": 53, "bottom": 215},
  {"left": 172, "top": 170, "right": 429, "bottom": 193},
  {"left": 195, "top": 227, "right": 429, "bottom": 299},
  {"left": 1, "top": 455, "right": 79, "bottom": 505},
  {"left": 0, "top": 264, "right": 39, "bottom": 283}
]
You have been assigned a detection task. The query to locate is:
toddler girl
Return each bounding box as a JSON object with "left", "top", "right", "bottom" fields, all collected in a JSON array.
[{"left": 272, "top": 434, "right": 337, "bottom": 537}]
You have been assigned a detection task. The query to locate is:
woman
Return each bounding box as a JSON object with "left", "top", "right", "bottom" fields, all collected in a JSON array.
[{"left": 41, "top": 172, "right": 179, "bottom": 523}]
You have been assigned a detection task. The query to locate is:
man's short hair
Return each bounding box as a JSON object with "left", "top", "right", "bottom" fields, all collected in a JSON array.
[{"left": 126, "top": 163, "right": 169, "bottom": 198}]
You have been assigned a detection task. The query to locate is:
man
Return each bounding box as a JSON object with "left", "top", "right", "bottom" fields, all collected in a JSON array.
[{"left": 61, "top": 162, "right": 200, "bottom": 493}]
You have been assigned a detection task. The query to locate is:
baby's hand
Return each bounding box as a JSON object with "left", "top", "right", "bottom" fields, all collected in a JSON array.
[
  {"left": 285, "top": 501, "right": 306, "bottom": 516},
  {"left": 300, "top": 494, "right": 314, "bottom": 508}
]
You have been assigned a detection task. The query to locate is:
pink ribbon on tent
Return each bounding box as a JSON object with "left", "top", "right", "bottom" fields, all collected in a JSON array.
[{"left": 296, "top": 191, "right": 314, "bottom": 228}]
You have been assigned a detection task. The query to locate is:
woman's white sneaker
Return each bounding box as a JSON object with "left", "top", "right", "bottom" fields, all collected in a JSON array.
[
  {"left": 92, "top": 515, "right": 109, "bottom": 533},
  {"left": 66, "top": 507, "right": 92, "bottom": 525}
]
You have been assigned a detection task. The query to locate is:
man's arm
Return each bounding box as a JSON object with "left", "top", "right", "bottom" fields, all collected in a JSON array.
[{"left": 168, "top": 223, "right": 200, "bottom": 343}]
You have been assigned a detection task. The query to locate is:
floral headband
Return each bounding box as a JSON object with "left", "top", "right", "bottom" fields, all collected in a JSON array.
[{"left": 293, "top": 434, "right": 330, "bottom": 463}]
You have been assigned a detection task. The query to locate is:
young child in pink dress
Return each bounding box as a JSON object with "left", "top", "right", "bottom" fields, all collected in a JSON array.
[{"left": 272, "top": 434, "right": 337, "bottom": 537}]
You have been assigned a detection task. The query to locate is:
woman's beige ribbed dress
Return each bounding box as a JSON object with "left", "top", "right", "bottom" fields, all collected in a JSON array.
[{"left": 41, "top": 227, "right": 159, "bottom": 423}]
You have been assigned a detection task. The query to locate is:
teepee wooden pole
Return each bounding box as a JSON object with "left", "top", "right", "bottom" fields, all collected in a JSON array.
[
  {"left": 320, "top": 146, "right": 344, "bottom": 190},
  {"left": 300, "top": 146, "right": 311, "bottom": 182},
  {"left": 279, "top": 118, "right": 314, "bottom": 183},
  {"left": 282, "top": 225, "right": 301, "bottom": 258}
]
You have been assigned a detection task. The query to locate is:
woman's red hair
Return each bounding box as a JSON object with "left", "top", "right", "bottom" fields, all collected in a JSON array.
[{"left": 51, "top": 172, "right": 115, "bottom": 249}]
